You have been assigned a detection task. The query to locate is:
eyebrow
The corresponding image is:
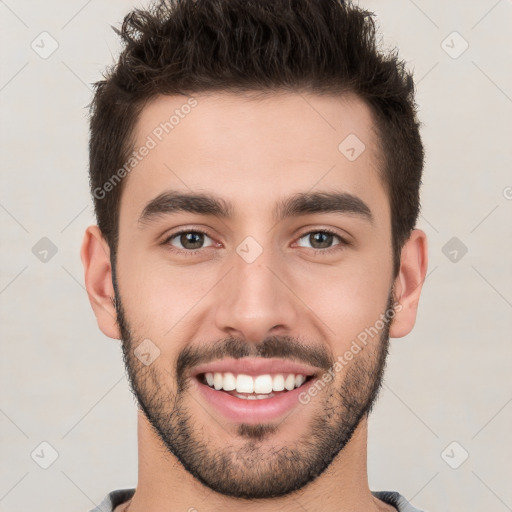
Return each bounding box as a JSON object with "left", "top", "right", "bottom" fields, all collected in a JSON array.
[{"left": 138, "top": 190, "right": 374, "bottom": 226}]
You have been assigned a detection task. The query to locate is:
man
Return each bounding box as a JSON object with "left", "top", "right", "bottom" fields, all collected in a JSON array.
[{"left": 81, "top": 0, "right": 428, "bottom": 510}]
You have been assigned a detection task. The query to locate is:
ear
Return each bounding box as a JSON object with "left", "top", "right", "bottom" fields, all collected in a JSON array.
[
  {"left": 389, "top": 229, "right": 428, "bottom": 338},
  {"left": 80, "top": 225, "right": 120, "bottom": 339}
]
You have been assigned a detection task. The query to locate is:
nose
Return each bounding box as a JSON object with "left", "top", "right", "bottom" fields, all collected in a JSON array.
[{"left": 214, "top": 246, "right": 299, "bottom": 344}]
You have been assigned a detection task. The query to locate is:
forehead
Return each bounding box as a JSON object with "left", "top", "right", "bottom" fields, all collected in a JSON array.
[{"left": 121, "top": 91, "right": 388, "bottom": 226}]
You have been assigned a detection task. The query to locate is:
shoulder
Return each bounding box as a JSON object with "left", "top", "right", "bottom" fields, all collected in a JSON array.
[
  {"left": 371, "top": 490, "right": 426, "bottom": 512},
  {"left": 87, "top": 488, "right": 136, "bottom": 512}
]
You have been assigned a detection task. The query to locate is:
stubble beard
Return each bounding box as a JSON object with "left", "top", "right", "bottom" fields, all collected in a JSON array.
[{"left": 113, "top": 276, "right": 394, "bottom": 499}]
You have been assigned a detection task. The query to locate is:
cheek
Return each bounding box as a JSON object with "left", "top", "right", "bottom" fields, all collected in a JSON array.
[
  {"left": 117, "top": 250, "right": 218, "bottom": 336},
  {"left": 302, "top": 261, "right": 391, "bottom": 349},
  {"left": 116, "top": 226, "right": 393, "bottom": 347}
]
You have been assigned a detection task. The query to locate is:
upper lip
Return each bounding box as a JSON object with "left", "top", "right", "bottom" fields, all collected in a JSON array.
[{"left": 190, "top": 357, "right": 321, "bottom": 379}]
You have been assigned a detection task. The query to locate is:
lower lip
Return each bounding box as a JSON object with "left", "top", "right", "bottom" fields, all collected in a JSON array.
[{"left": 194, "top": 377, "right": 317, "bottom": 424}]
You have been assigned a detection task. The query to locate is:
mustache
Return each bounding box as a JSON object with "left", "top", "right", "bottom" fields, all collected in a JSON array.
[{"left": 176, "top": 335, "right": 336, "bottom": 385}]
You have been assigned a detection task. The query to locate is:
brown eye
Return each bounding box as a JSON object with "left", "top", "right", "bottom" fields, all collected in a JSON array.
[
  {"left": 296, "top": 230, "right": 347, "bottom": 252},
  {"left": 165, "top": 230, "right": 214, "bottom": 252}
]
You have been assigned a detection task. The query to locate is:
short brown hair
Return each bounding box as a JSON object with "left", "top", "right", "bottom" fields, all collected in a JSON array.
[{"left": 88, "top": 0, "right": 424, "bottom": 277}]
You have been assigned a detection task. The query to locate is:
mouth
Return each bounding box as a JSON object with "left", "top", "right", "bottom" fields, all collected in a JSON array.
[
  {"left": 191, "top": 362, "right": 320, "bottom": 424},
  {"left": 198, "top": 371, "right": 315, "bottom": 399}
]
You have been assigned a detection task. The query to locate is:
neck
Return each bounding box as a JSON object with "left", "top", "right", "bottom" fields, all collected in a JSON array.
[{"left": 120, "top": 410, "right": 392, "bottom": 512}]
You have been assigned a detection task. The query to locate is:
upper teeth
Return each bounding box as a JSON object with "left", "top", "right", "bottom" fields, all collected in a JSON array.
[{"left": 204, "top": 372, "right": 307, "bottom": 393}]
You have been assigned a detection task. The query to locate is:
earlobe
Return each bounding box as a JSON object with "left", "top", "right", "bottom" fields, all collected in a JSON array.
[
  {"left": 80, "top": 225, "right": 121, "bottom": 339},
  {"left": 389, "top": 229, "right": 428, "bottom": 338}
]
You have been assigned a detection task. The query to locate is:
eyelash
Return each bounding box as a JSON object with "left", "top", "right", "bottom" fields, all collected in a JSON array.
[{"left": 162, "top": 228, "right": 350, "bottom": 257}]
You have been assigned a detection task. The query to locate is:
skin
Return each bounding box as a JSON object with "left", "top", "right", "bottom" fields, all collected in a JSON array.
[{"left": 81, "top": 91, "right": 428, "bottom": 512}]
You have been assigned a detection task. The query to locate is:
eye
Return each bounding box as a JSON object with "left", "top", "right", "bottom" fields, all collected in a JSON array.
[
  {"left": 162, "top": 228, "right": 349, "bottom": 257},
  {"left": 295, "top": 229, "right": 348, "bottom": 253},
  {"left": 163, "top": 229, "right": 215, "bottom": 254}
]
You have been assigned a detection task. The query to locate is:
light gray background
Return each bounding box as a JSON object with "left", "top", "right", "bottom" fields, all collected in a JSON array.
[{"left": 1, "top": 1, "right": 511, "bottom": 511}]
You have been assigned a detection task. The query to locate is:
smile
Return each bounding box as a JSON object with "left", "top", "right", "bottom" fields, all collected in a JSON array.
[
  {"left": 200, "top": 371, "right": 312, "bottom": 399},
  {"left": 193, "top": 370, "right": 318, "bottom": 424}
]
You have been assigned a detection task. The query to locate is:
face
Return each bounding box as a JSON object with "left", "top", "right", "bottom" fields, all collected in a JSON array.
[{"left": 113, "top": 92, "right": 398, "bottom": 499}]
